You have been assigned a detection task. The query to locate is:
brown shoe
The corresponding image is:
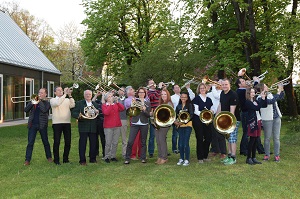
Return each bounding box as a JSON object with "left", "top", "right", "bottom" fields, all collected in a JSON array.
[
  {"left": 155, "top": 158, "right": 162, "bottom": 164},
  {"left": 158, "top": 159, "right": 168, "bottom": 165},
  {"left": 220, "top": 154, "right": 227, "bottom": 159},
  {"left": 47, "top": 158, "right": 53, "bottom": 163},
  {"left": 24, "top": 161, "right": 30, "bottom": 166},
  {"left": 80, "top": 162, "right": 87, "bottom": 166}
]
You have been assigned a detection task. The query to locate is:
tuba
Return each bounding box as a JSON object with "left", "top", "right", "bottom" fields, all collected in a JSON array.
[
  {"left": 153, "top": 104, "right": 176, "bottom": 128},
  {"left": 213, "top": 111, "right": 237, "bottom": 137},
  {"left": 79, "top": 105, "right": 99, "bottom": 119},
  {"left": 200, "top": 108, "right": 214, "bottom": 124},
  {"left": 177, "top": 110, "right": 191, "bottom": 124}
]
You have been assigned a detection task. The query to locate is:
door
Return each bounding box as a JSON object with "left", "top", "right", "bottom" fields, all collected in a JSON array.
[
  {"left": 0, "top": 74, "right": 3, "bottom": 123},
  {"left": 25, "top": 78, "right": 34, "bottom": 119}
]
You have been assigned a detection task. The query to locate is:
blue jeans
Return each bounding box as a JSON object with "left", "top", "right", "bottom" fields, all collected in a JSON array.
[
  {"left": 240, "top": 112, "right": 248, "bottom": 154},
  {"left": 25, "top": 124, "right": 52, "bottom": 162},
  {"left": 148, "top": 123, "right": 155, "bottom": 155},
  {"left": 172, "top": 124, "right": 179, "bottom": 152},
  {"left": 178, "top": 127, "right": 192, "bottom": 161}
]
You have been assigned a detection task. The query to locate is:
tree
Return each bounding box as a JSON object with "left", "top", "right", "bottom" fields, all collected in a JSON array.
[{"left": 80, "top": 0, "right": 173, "bottom": 81}]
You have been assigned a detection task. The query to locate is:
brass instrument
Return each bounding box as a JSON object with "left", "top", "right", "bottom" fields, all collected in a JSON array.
[
  {"left": 79, "top": 105, "right": 99, "bottom": 119},
  {"left": 126, "top": 99, "right": 147, "bottom": 117},
  {"left": 11, "top": 94, "right": 40, "bottom": 104},
  {"left": 163, "top": 80, "right": 175, "bottom": 88},
  {"left": 146, "top": 83, "right": 157, "bottom": 89},
  {"left": 225, "top": 67, "right": 239, "bottom": 79},
  {"left": 257, "top": 70, "right": 268, "bottom": 81},
  {"left": 237, "top": 68, "right": 251, "bottom": 80},
  {"left": 77, "top": 76, "right": 98, "bottom": 90},
  {"left": 213, "top": 111, "right": 237, "bottom": 137},
  {"left": 181, "top": 73, "right": 202, "bottom": 89},
  {"left": 68, "top": 83, "right": 79, "bottom": 91},
  {"left": 269, "top": 74, "right": 292, "bottom": 90},
  {"left": 200, "top": 108, "right": 214, "bottom": 124},
  {"left": 153, "top": 104, "right": 176, "bottom": 128},
  {"left": 177, "top": 110, "right": 191, "bottom": 124},
  {"left": 202, "top": 75, "right": 222, "bottom": 87}
]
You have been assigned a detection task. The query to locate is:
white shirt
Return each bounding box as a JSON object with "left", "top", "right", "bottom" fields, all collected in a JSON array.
[
  {"left": 206, "top": 86, "right": 221, "bottom": 114},
  {"left": 171, "top": 93, "right": 180, "bottom": 110}
]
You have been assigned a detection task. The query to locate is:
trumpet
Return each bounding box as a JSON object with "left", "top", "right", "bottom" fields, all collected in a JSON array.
[
  {"left": 162, "top": 80, "right": 175, "bottom": 88},
  {"left": 202, "top": 75, "right": 222, "bottom": 87},
  {"left": 68, "top": 83, "right": 79, "bottom": 91},
  {"left": 257, "top": 70, "right": 268, "bottom": 81},
  {"left": 146, "top": 83, "right": 157, "bottom": 89},
  {"left": 269, "top": 74, "right": 292, "bottom": 90}
]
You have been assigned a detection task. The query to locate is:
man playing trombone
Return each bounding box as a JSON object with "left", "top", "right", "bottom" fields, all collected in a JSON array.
[
  {"left": 24, "top": 88, "right": 52, "bottom": 166},
  {"left": 50, "top": 86, "right": 75, "bottom": 165}
]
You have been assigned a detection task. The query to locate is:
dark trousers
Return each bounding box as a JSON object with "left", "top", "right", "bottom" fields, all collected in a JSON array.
[
  {"left": 79, "top": 132, "right": 97, "bottom": 163},
  {"left": 247, "top": 136, "right": 258, "bottom": 159},
  {"left": 126, "top": 125, "right": 148, "bottom": 160},
  {"left": 193, "top": 121, "right": 212, "bottom": 160},
  {"left": 172, "top": 124, "right": 180, "bottom": 152},
  {"left": 210, "top": 124, "right": 227, "bottom": 154},
  {"left": 25, "top": 124, "right": 52, "bottom": 161},
  {"left": 240, "top": 112, "right": 248, "bottom": 154},
  {"left": 95, "top": 120, "right": 105, "bottom": 157},
  {"left": 148, "top": 122, "right": 155, "bottom": 155},
  {"left": 52, "top": 123, "right": 71, "bottom": 163}
]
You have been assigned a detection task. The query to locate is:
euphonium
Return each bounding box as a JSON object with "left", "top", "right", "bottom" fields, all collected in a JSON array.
[
  {"left": 153, "top": 104, "right": 176, "bottom": 128},
  {"left": 213, "top": 111, "right": 237, "bottom": 137},
  {"left": 177, "top": 110, "right": 191, "bottom": 124},
  {"left": 200, "top": 108, "right": 214, "bottom": 124}
]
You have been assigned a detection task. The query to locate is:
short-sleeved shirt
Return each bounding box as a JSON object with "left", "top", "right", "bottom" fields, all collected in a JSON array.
[{"left": 220, "top": 90, "right": 240, "bottom": 121}]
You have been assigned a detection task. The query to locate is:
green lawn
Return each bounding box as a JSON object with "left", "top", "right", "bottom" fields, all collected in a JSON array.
[{"left": 0, "top": 117, "right": 299, "bottom": 198}]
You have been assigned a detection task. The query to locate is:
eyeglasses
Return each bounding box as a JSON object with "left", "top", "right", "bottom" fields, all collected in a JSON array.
[{"left": 138, "top": 92, "right": 145, "bottom": 93}]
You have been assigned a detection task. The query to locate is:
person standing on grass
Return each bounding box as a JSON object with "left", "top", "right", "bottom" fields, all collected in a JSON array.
[
  {"left": 124, "top": 87, "right": 151, "bottom": 164},
  {"left": 50, "top": 86, "right": 75, "bottom": 165},
  {"left": 117, "top": 87, "right": 128, "bottom": 159},
  {"left": 71, "top": 90, "right": 99, "bottom": 166},
  {"left": 244, "top": 87, "right": 267, "bottom": 165},
  {"left": 102, "top": 92, "right": 125, "bottom": 163},
  {"left": 174, "top": 91, "right": 194, "bottom": 166},
  {"left": 24, "top": 88, "right": 52, "bottom": 166},
  {"left": 216, "top": 79, "right": 240, "bottom": 165},
  {"left": 256, "top": 83, "right": 285, "bottom": 162}
]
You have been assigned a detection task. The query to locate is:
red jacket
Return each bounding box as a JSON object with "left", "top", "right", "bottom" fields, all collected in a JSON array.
[{"left": 102, "top": 103, "right": 125, "bottom": 128}]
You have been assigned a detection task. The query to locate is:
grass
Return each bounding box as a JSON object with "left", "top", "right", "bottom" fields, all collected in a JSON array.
[{"left": 0, "top": 117, "right": 300, "bottom": 198}]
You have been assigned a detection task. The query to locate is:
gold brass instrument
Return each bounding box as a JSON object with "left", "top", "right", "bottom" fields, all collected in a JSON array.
[
  {"left": 202, "top": 75, "right": 222, "bottom": 87},
  {"left": 225, "top": 67, "right": 239, "bottom": 79},
  {"left": 79, "top": 105, "right": 99, "bottom": 119},
  {"left": 181, "top": 73, "right": 202, "bottom": 89},
  {"left": 238, "top": 68, "right": 251, "bottom": 80},
  {"left": 126, "top": 99, "right": 147, "bottom": 117},
  {"left": 213, "top": 111, "right": 237, "bottom": 137},
  {"left": 11, "top": 94, "right": 40, "bottom": 104},
  {"left": 153, "top": 104, "right": 176, "bottom": 128},
  {"left": 269, "top": 74, "right": 292, "bottom": 90},
  {"left": 200, "top": 108, "right": 214, "bottom": 124},
  {"left": 177, "top": 110, "right": 191, "bottom": 124},
  {"left": 68, "top": 83, "right": 79, "bottom": 91},
  {"left": 77, "top": 76, "right": 98, "bottom": 90}
]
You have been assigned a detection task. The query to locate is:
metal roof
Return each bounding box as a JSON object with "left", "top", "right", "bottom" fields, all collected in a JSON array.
[{"left": 0, "top": 10, "right": 61, "bottom": 75}]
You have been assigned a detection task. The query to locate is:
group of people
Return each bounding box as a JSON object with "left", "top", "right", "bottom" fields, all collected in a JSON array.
[{"left": 23, "top": 75, "right": 285, "bottom": 166}]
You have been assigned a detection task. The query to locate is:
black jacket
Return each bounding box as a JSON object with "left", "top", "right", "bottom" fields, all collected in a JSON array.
[{"left": 24, "top": 100, "right": 51, "bottom": 129}]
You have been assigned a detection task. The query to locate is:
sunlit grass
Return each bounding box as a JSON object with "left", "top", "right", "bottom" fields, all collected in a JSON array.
[{"left": 0, "top": 117, "right": 299, "bottom": 198}]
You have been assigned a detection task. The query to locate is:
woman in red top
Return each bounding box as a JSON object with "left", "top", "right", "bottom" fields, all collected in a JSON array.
[{"left": 102, "top": 92, "right": 125, "bottom": 163}]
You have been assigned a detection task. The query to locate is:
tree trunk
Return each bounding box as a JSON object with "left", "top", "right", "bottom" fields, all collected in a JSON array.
[{"left": 285, "top": 0, "right": 298, "bottom": 116}]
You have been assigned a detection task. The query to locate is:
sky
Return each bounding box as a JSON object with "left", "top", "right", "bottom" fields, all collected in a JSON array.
[{"left": 0, "top": 0, "right": 86, "bottom": 32}]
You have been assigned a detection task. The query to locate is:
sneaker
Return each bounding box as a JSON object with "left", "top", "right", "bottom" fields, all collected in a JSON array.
[
  {"left": 221, "top": 156, "right": 230, "bottom": 163},
  {"left": 177, "top": 159, "right": 184, "bottom": 166},
  {"left": 183, "top": 160, "right": 189, "bottom": 166},
  {"left": 274, "top": 156, "right": 280, "bottom": 162},
  {"left": 203, "top": 158, "right": 211, "bottom": 162},
  {"left": 263, "top": 155, "right": 269, "bottom": 161},
  {"left": 224, "top": 158, "right": 236, "bottom": 165},
  {"left": 198, "top": 160, "right": 204, "bottom": 164}
]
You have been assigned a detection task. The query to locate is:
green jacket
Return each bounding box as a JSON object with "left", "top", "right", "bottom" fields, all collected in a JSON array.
[{"left": 71, "top": 100, "right": 99, "bottom": 133}]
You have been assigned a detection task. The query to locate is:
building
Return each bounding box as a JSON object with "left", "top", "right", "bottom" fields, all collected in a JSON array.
[{"left": 0, "top": 10, "right": 61, "bottom": 123}]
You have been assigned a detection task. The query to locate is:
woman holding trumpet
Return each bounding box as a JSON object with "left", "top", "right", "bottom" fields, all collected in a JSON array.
[
  {"left": 256, "top": 83, "right": 285, "bottom": 162},
  {"left": 124, "top": 87, "right": 151, "bottom": 164},
  {"left": 192, "top": 83, "right": 214, "bottom": 164}
]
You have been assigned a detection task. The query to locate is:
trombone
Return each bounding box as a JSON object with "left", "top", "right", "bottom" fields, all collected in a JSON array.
[
  {"left": 11, "top": 94, "right": 40, "bottom": 104},
  {"left": 269, "top": 74, "right": 292, "bottom": 90},
  {"left": 181, "top": 73, "right": 202, "bottom": 89},
  {"left": 237, "top": 68, "right": 251, "bottom": 80},
  {"left": 202, "top": 75, "right": 222, "bottom": 87}
]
